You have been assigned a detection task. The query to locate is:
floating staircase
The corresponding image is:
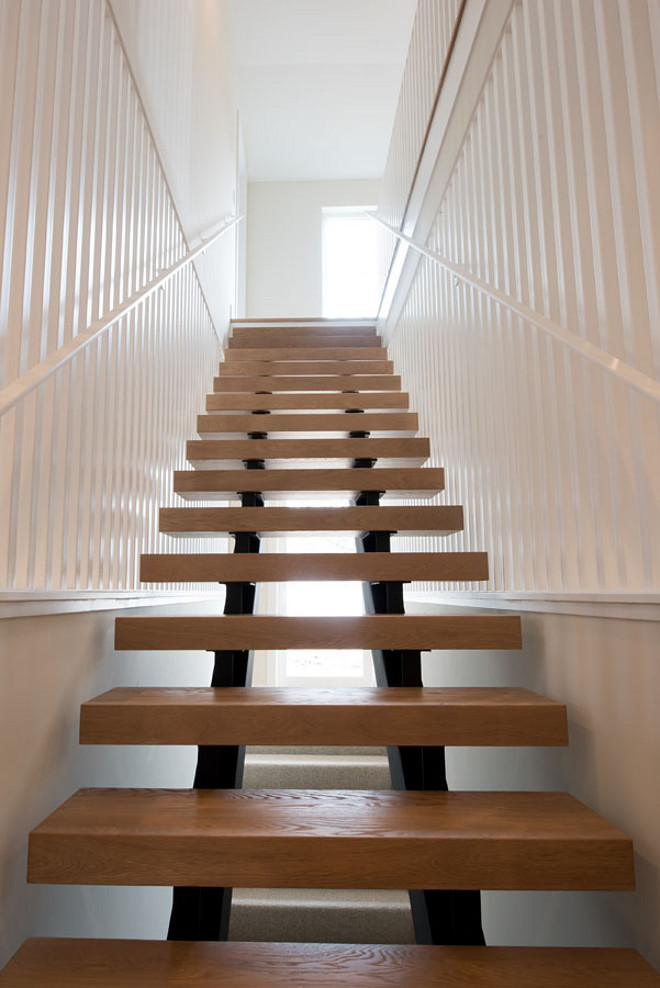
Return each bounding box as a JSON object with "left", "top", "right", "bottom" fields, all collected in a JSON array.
[{"left": 3, "top": 318, "right": 657, "bottom": 986}]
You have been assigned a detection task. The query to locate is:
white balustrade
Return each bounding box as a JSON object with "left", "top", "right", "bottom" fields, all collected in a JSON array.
[
  {"left": 378, "top": 0, "right": 660, "bottom": 595},
  {"left": 0, "top": 0, "right": 229, "bottom": 592}
]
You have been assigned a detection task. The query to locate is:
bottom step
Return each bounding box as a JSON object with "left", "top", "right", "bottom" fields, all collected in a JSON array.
[{"left": 1, "top": 939, "right": 658, "bottom": 986}]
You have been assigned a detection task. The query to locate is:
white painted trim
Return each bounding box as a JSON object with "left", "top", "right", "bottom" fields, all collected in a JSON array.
[
  {"left": 0, "top": 590, "right": 222, "bottom": 620},
  {"left": 405, "top": 592, "right": 660, "bottom": 623},
  {"left": 0, "top": 215, "right": 243, "bottom": 418}
]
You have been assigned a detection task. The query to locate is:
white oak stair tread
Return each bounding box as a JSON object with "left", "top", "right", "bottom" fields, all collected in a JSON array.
[
  {"left": 159, "top": 505, "right": 464, "bottom": 536},
  {"left": 3, "top": 940, "right": 658, "bottom": 988},
  {"left": 231, "top": 317, "right": 376, "bottom": 324},
  {"left": 197, "top": 412, "right": 419, "bottom": 437},
  {"left": 186, "top": 437, "right": 430, "bottom": 468},
  {"left": 79, "top": 687, "right": 568, "bottom": 746},
  {"left": 140, "top": 551, "right": 487, "bottom": 583},
  {"left": 206, "top": 393, "right": 409, "bottom": 411},
  {"left": 228, "top": 336, "right": 384, "bottom": 349},
  {"left": 219, "top": 360, "right": 394, "bottom": 375},
  {"left": 224, "top": 347, "right": 389, "bottom": 361},
  {"left": 173, "top": 467, "right": 444, "bottom": 499},
  {"left": 230, "top": 329, "right": 378, "bottom": 342},
  {"left": 213, "top": 375, "right": 401, "bottom": 393},
  {"left": 113, "top": 614, "right": 522, "bottom": 650},
  {"left": 231, "top": 322, "right": 376, "bottom": 340},
  {"left": 27, "top": 789, "right": 634, "bottom": 889}
]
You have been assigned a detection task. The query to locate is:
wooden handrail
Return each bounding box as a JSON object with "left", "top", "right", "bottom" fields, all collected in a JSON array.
[
  {"left": 0, "top": 215, "right": 243, "bottom": 419},
  {"left": 371, "top": 214, "right": 660, "bottom": 405}
]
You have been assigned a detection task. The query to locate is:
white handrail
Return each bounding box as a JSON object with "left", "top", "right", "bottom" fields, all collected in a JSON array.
[
  {"left": 0, "top": 214, "right": 243, "bottom": 419},
  {"left": 371, "top": 214, "right": 660, "bottom": 405}
]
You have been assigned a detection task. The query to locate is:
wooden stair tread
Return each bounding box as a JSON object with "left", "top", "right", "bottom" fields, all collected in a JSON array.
[
  {"left": 159, "top": 505, "right": 464, "bottom": 536},
  {"left": 219, "top": 360, "right": 394, "bottom": 375},
  {"left": 213, "top": 375, "right": 401, "bottom": 392},
  {"left": 232, "top": 325, "right": 378, "bottom": 338},
  {"left": 228, "top": 336, "right": 384, "bottom": 349},
  {"left": 140, "top": 551, "right": 487, "bottom": 583},
  {"left": 3, "top": 940, "right": 658, "bottom": 987},
  {"left": 3, "top": 940, "right": 658, "bottom": 988},
  {"left": 172, "top": 466, "right": 444, "bottom": 499},
  {"left": 27, "top": 789, "right": 633, "bottom": 889},
  {"left": 225, "top": 347, "right": 389, "bottom": 361},
  {"left": 79, "top": 686, "right": 568, "bottom": 746},
  {"left": 186, "top": 437, "right": 430, "bottom": 467},
  {"left": 206, "top": 393, "right": 409, "bottom": 411},
  {"left": 197, "top": 412, "right": 419, "bottom": 437},
  {"left": 113, "top": 614, "right": 522, "bottom": 650},
  {"left": 231, "top": 317, "right": 376, "bottom": 324}
]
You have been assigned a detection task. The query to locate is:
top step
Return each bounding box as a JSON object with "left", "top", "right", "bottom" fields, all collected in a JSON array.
[
  {"left": 232, "top": 324, "right": 378, "bottom": 338},
  {"left": 224, "top": 348, "right": 389, "bottom": 361},
  {"left": 228, "top": 336, "right": 383, "bottom": 349}
]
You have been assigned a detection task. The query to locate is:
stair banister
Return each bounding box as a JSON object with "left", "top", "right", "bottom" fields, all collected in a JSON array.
[{"left": 368, "top": 208, "right": 660, "bottom": 407}]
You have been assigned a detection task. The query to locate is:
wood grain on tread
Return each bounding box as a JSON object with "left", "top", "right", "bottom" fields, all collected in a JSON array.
[
  {"left": 186, "top": 437, "right": 430, "bottom": 466},
  {"left": 213, "top": 375, "right": 401, "bottom": 393},
  {"left": 113, "top": 614, "right": 522, "bottom": 651},
  {"left": 197, "top": 412, "right": 419, "bottom": 437},
  {"left": 2, "top": 940, "right": 658, "bottom": 987},
  {"left": 219, "top": 360, "right": 394, "bottom": 376},
  {"left": 79, "top": 687, "right": 568, "bottom": 747},
  {"left": 159, "top": 505, "right": 464, "bottom": 536},
  {"left": 139, "top": 551, "right": 487, "bottom": 583},
  {"left": 206, "top": 392, "right": 409, "bottom": 411},
  {"left": 228, "top": 336, "right": 383, "bottom": 349},
  {"left": 27, "top": 789, "right": 634, "bottom": 889},
  {"left": 232, "top": 324, "right": 378, "bottom": 337},
  {"left": 231, "top": 316, "right": 377, "bottom": 323},
  {"left": 224, "top": 347, "right": 389, "bottom": 361},
  {"left": 172, "top": 467, "right": 444, "bottom": 499}
]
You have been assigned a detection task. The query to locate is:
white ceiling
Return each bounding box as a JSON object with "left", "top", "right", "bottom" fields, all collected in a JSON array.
[{"left": 226, "top": 0, "right": 418, "bottom": 182}]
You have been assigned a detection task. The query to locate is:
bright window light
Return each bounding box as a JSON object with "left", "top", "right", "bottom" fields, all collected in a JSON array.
[{"left": 322, "top": 207, "right": 380, "bottom": 318}]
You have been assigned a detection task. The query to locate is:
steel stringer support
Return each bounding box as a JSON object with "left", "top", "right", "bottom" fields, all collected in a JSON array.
[
  {"left": 353, "top": 486, "right": 485, "bottom": 946},
  {"left": 167, "top": 442, "right": 266, "bottom": 941}
]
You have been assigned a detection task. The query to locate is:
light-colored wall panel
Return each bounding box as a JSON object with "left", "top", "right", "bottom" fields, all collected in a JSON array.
[
  {"left": 0, "top": 602, "right": 217, "bottom": 968},
  {"left": 385, "top": 0, "right": 660, "bottom": 595},
  {"left": 379, "top": 0, "right": 660, "bottom": 969},
  {"left": 410, "top": 600, "right": 660, "bottom": 969},
  {"left": 0, "top": 0, "right": 233, "bottom": 592}
]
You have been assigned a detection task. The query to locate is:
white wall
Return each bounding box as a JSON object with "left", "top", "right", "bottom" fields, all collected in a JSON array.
[
  {"left": 246, "top": 179, "right": 380, "bottom": 317},
  {"left": 378, "top": 0, "right": 660, "bottom": 971},
  {"left": 0, "top": 602, "right": 220, "bottom": 968},
  {"left": 410, "top": 600, "right": 660, "bottom": 969},
  {"left": 0, "top": 0, "right": 231, "bottom": 592},
  {"left": 0, "top": 0, "right": 238, "bottom": 966}
]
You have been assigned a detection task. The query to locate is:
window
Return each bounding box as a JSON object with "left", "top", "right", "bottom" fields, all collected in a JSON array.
[{"left": 322, "top": 206, "right": 380, "bottom": 318}]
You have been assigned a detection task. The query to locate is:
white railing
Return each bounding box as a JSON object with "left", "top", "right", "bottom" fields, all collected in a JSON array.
[
  {"left": 0, "top": 215, "right": 241, "bottom": 417},
  {"left": 374, "top": 0, "right": 465, "bottom": 310},
  {"left": 377, "top": 0, "right": 465, "bottom": 232},
  {"left": 372, "top": 215, "right": 660, "bottom": 406},
  {"left": 0, "top": 0, "right": 230, "bottom": 592},
  {"left": 378, "top": 0, "right": 660, "bottom": 595}
]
